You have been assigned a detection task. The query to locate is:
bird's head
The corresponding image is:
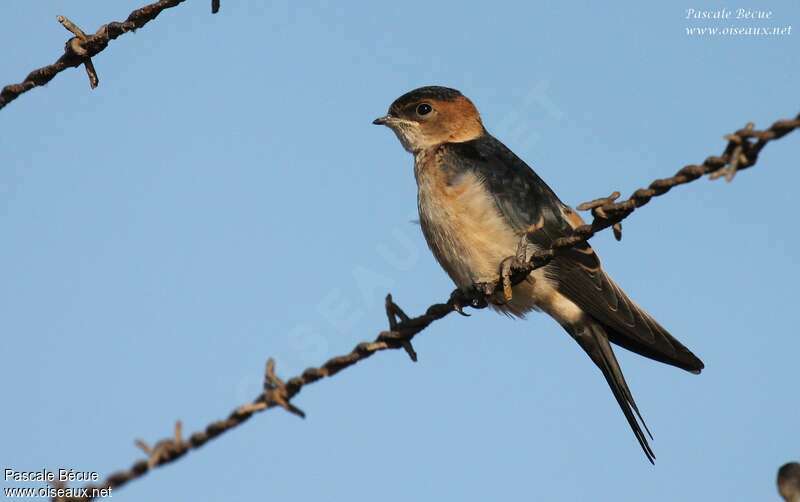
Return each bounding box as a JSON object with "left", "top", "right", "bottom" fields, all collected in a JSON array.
[{"left": 373, "top": 86, "right": 485, "bottom": 153}]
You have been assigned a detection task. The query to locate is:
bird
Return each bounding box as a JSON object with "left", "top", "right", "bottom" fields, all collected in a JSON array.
[{"left": 373, "top": 86, "right": 704, "bottom": 463}]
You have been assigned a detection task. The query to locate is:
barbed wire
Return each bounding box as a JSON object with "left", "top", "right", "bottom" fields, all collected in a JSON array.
[
  {"left": 0, "top": 0, "right": 222, "bottom": 111},
  {"left": 49, "top": 111, "right": 799, "bottom": 501}
]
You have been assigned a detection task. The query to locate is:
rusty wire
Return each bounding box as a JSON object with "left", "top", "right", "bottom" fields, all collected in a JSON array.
[
  {"left": 0, "top": 0, "right": 225, "bottom": 111},
  {"left": 51, "top": 111, "right": 799, "bottom": 502}
]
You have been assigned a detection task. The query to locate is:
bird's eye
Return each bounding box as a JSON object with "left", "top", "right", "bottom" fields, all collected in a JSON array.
[{"left": 416, "top": 103, "right": 432, "bottom": 116}]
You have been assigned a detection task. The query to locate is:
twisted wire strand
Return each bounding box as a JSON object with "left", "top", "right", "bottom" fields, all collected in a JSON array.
[{"left": 0, "top": 0, "right": 190, "bottom": 111}]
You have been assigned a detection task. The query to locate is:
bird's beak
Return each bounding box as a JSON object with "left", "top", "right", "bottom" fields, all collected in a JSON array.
[{"left": 372, "top": 115, "right": 392, "bottom": 126}]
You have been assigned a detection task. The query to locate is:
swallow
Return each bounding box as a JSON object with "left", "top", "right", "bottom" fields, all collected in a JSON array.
[{"left": 374, "top": 86, "right": 704, "bottom": 463}]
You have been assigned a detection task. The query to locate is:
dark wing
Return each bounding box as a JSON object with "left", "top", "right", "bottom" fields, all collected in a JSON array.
[{"left": 444, "top": 135, "right": 704, "bottom": 373}]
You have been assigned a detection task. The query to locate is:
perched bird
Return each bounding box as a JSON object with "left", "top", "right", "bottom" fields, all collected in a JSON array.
[{"left": 374, "top": 86, "right": 704, "bottom": 463}]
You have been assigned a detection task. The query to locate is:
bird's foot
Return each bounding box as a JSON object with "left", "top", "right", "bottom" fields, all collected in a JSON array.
[
  {"left": 498, "top": 254, "right": 531, "bottom": 303},
  {"left": 449, "top": 288, "right": 488, "bottom": 316}
]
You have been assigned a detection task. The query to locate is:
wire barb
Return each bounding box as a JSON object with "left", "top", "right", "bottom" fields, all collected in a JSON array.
[
  {"left": 133, "top": 421, "right": 186, "bottom": 469},
  {"left": 612, "top": 222, "right": 623, "bottom": 241},
  {"left": 263, "top": 359, "right": 306, "bottom": 418},
  {"left": 57, "top": 16, "right": 99, "bottom": 89},
  {"left": 1, "top": 0, "right": 203, "bottom": 111},
  {"left": 711, "top": 123, "right": 755, "bottom": 182},
  {"left": 577, "top": 191, "right": 621, "bottom": 211},
  {"left": 385, "top": 294, "right": 418, "bottom": 361}
]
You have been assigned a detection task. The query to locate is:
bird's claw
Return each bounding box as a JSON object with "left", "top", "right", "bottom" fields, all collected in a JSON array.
[
  {"left": 499, "top": 257, "right": 516, "bottom": 302},
  {"left": 450, "top": 290, "right": 472, "bottom": 316},
  {"left": 470, "top": 295, "right": 489, "bottom": 309},
  {"left": 454, "top": 304, "right": 470, "bottom": 316},
  {"left": 499, "top": 254, "right": 531, "bottom": 303},
  {"left": 449, "top": 288, "right": 490, "bottom": 316}
]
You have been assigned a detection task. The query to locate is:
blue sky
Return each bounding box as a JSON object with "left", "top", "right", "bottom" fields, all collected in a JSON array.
[{"left": 1, "top": 1, "right": 798, "bottom": 501}]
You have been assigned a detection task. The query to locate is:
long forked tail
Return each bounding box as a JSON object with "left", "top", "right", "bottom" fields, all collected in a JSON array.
[{"left": 570, "top": 321, "right": 656, "bottom": 464}]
